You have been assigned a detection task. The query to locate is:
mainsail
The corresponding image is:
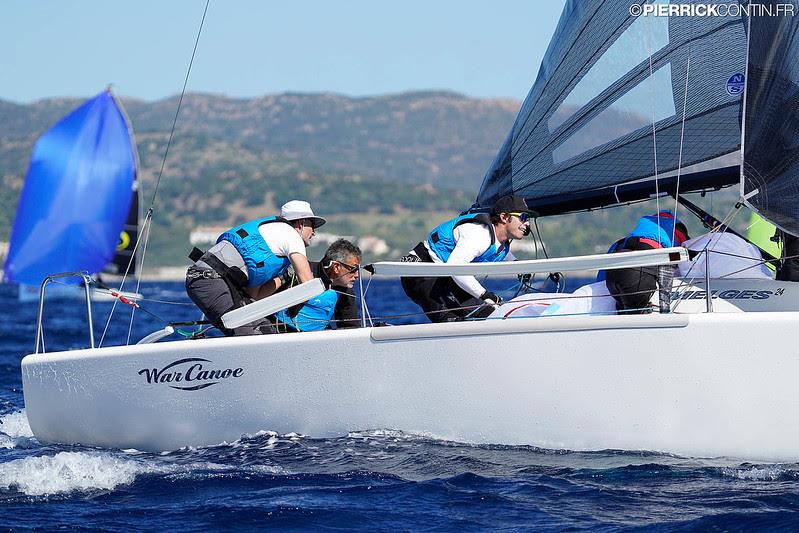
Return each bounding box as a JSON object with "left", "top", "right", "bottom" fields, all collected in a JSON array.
[
  {"left": 477, "top": 0, "right": 748, "bottom": 215},
  {"left": 741, "top": 0, "right": 799, "bottom": 236},
  {"left": 4, "top": 89, "right": 138, "bottom": 285}
]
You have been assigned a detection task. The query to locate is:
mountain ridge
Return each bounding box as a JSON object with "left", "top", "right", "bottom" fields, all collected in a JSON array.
[{"left": 0, "top": 90, "right": 520, "bottom": 264}]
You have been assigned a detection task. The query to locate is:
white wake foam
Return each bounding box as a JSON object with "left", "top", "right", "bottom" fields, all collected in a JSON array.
[
  {"left": 0, "top": 451, "right": 152, "bottom": 496},
  {"left": 0, "top": 411, "right": 34, "bottom": 449},
  {"left": 721, "top": 465, "right": 787, "bottom": 481}
]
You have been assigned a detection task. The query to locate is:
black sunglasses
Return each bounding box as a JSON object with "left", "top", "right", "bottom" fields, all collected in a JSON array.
[
  {"left": 507, "top": 212, "right": 531, "bottom": 222},
  {"left": 336, "top": 260, "right": 360, "bottom": 273}
]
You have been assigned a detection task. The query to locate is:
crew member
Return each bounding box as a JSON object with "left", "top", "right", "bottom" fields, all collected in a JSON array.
[
  {"left": 400, "top": 195, "right": 532, "bottom": 322},
  {"left": 185, "top": 200, "right": 325, "bottom": 335},
  {"left": 604, "top": 210, "right": 688, "bottom": 313},
  {"left": 273, "top": 238, "right": 362, "bottom": 332},
  {"left": 777, "top": 230, "right": 799, "bottom": 281}
]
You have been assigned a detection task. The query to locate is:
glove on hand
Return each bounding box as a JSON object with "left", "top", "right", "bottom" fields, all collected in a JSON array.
[
  {"left": 480, "top": 291, "right": 502, "bottom": 305},
  {"left": 279, "top": 265, "right": 296, "bottom": 287}
]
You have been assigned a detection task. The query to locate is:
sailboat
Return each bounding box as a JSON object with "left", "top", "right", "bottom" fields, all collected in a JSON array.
[
  {"left": 19, "top": 1, "right": 799, "bottom": 459},
  {"left": 4, "top": 89, "right": 142, "bottom": 302}
]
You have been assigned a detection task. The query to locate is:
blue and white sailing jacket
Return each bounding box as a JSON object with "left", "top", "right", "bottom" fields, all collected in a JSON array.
[
  {"left": 218, "top": 217, "right": 292, "bottom": 287},
  {"left": 426, "top": 213, "right": 509, "bottom": 263}
]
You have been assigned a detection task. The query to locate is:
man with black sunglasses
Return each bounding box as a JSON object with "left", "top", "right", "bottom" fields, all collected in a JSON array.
[
  {"left": 400, "top": 195, "right": 532, "bottom": 323},
  {"left": 273, "top": 238, "right": 362, "bottom": 332}
]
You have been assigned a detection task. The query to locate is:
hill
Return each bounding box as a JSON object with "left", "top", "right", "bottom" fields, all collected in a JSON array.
[{"left": 0, "top": 91, "right": 519, "bottom": 265}]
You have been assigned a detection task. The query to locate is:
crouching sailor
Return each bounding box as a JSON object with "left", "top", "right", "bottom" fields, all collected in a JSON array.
[
  {"left": 185, "top": 200, "right": 325, "bottom": 335},
  {"left": 400, "top": 195, "right": 532, "bottom": 323},
  {"left": 604, "top": 210, "right": 688, "bottom": 313},
  {"left": 274, "top": 239, "right": 362, "bottom": 332}
]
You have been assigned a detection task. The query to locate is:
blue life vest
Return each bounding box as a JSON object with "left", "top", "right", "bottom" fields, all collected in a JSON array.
[
  {"left": 597, "top": 212, "right": 686, "bottom": 281},
  {"left": 218, "top": 217, "right": 292, "bottom": 287},
  {"left": 275, "top": 289, "right": 339, "bottom": 331},
  {"left": 427, "top": 213, "right": 509, "bottom": 263},
  {"left": 627, "top": 212, "right": 684, "bottom": 249}
]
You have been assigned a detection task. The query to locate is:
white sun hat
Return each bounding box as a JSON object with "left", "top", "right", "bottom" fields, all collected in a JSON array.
[{"left": 280, "top": 200, "right": 326, "bottom": 229}]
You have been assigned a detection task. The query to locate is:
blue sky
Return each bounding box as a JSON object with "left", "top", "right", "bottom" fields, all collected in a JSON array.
[{"left": 2, "top": 1, "right": 564, "bottom": 103}]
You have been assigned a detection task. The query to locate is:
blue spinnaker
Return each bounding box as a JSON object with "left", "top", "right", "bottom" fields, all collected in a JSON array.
[{"left": 4, "top": 90, "right": 136, "bottom": 285}]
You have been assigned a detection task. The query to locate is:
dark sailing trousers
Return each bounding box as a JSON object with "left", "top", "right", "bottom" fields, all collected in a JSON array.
[
  {"left": 185, "top": 269, "right": 276, "bottom": 336},
  {"left": 604, "top": 242, "right": 659, "bottom": 313},
  {"left": 400, "top": 275, "right": 489, "bottom": 323},
  {"left": 778, "top": 232, "right": 799, "bottom": 281}
]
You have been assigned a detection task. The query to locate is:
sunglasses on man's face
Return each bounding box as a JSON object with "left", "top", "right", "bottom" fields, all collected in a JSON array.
[
  {"left": 508, "top": 212, "right": 531, "bottom": 222},
  {"left": 336, "top": 261, "right": 360, "bottom": 274}
]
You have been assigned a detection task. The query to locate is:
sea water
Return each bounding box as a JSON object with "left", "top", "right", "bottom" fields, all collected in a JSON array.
[{"left": 1, "top": 279, "right": 798, "bottom": 531}]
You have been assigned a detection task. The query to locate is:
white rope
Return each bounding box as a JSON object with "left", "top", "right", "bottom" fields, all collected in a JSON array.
[
  {"left": 98, "top": 0, "right": 210, "bottom": 346},
  {"left": 99, "top": 211, "right": 153, "bottom": 347},
  {"left": 125, "top": 213, "right": 155, "bottom": 345},
  {"left": 671, "top": 205, "right": 744, "bottom": 312},
  {"left": 646, "top": 12, "right": 661, "bottom": 222},
  {"left": 672, "top": 55, "right": 690, "bottom": 243}
]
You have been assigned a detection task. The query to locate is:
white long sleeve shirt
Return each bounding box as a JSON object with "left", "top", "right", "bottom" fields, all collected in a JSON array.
[{"left": 423, "top": 223, "right": 516, "bottom": 298}]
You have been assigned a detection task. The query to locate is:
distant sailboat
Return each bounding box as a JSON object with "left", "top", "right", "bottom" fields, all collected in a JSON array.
[{"left": 3, "top": 88, "right": 141, "bottom": 301}]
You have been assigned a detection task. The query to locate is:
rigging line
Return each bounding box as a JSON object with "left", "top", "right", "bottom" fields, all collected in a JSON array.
[
  {"left": 99, "top": 195, "right": 150, "bottom": 344},
  {"left": 671, "top": 205, "right": 743, "bottom": 310},
  {"left": 738, "top": 8, "right": 753, "bottom": 202},
  {"left": 671, "top": 216, "right": 727, "bottom": 305},
  {"left": 126, "top": 297, "right": 196, "bottom": 306},
  {"left": 112, "top": 0, "right": 209, "bottom": 346},
  {"left": 125, "top": 215, "right": 156, "bottom": 345},
  {"left": 646, "top": 9, "right": 661, "bottom": 222},
  {"left": 715, "top": 257, "right": 782, "bottom": 279},
  {"left": 695, "top": 247, "right": 779, "bottom": 262},
  {"left": 99, "top": 206, "right": 154, "bottom": 347},
  {"left": 674, "top": 194, "right": 778, "bottom": 262},
  {"left": 99, "top": 208, "right": 153, "bottom": 347},
  {"left": 672, "top": 55, "right": 691, "bottom": 244},
  {"left": 720, "top": 250, "right": 799, "bottom": 280},
  {"left": 147, "top": 0, "right": 210, "bottom": 209},
  {"left": 533, "top": 218, "right": 549, "bottom": 258}
]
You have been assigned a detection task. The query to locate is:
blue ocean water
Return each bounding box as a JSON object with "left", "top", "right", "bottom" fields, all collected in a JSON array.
[{"left": 2, "top": 278, "right": 799, "bottom": 531}]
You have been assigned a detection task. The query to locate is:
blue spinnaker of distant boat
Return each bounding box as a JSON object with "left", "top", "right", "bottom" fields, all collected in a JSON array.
[{"left": 4, "top": 90, "right": 136, "bottom": 285}]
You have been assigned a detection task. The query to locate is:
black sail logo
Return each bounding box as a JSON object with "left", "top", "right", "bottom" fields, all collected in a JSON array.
[{"left": 138, "top": 358, "right": 244, "bottom": 391}]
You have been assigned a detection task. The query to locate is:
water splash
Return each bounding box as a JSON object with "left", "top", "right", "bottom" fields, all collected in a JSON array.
[
  {"left": 0, "top": 451, "right": 151, "bottom": 496},
  {"left": 0, "top": 410, "right": 34, "bottom": 449}
]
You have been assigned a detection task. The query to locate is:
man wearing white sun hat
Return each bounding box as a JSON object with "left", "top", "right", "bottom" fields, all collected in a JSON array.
[{"left": 186, "top": 200, "right": 326, "bottom": 335}]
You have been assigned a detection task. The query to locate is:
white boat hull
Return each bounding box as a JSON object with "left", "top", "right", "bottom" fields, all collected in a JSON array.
[{"left": 21, "top": 310, "right": 799, "bottom": 460}]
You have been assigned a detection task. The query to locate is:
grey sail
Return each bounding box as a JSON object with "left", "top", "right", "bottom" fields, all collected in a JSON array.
[
  {"left": 477, "top": 0, "right": 747, "bottom": 216},
  {"left": 742, "top": 0, "right": 799, "bottom": 236}
]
